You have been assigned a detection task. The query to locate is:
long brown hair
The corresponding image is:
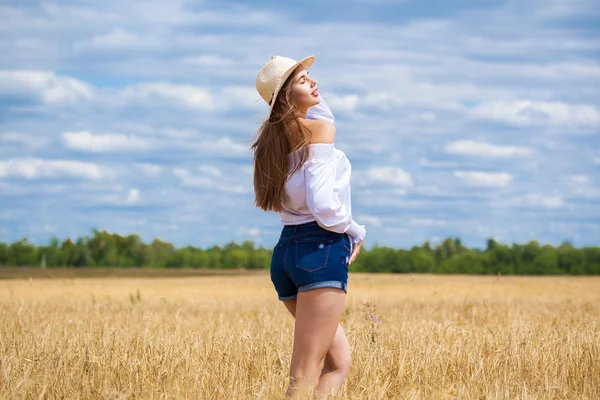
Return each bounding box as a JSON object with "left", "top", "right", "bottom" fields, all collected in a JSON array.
[{"left": 251, "top": 72, "right": 312, "bottom": 212}]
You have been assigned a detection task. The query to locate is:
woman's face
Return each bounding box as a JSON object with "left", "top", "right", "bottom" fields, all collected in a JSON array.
[{"left": 288, "top": 66, "right": 320, "bottom": 112}]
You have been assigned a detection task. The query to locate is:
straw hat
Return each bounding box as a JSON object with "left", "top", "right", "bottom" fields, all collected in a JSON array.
[{"left": 255, "top": 55, "right": 315, "bottom": 118}]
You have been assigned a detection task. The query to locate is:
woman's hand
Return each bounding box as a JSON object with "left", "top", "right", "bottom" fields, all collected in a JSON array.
[{"left": 349, "top": 240, "right": 362, "bottom": 265}]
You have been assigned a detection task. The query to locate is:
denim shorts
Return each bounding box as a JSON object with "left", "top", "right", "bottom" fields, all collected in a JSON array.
[{"left": 270, "top": 221, "right": 352, "bottom": 301}]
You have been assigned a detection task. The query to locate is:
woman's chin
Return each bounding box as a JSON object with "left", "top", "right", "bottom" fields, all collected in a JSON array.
[{"left": 298, "top": 98, "right": 320, "bottom": 111}]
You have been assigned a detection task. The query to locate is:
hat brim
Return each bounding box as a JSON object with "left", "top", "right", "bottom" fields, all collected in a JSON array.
[{"left": 268, "top": 55, "right": 316, "bottom": 119}]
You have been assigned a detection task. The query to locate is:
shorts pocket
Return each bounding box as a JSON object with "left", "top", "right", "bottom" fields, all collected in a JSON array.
[{"left": 295, "top": 238, "right": 334, "bottom": 273}]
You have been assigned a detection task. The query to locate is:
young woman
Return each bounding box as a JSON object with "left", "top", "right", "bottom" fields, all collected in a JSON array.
[{"left": 252, "top": 55, "right": 367, "bottom": 398}]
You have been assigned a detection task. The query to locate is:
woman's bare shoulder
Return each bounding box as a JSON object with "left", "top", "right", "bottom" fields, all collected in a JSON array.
[{"left": 302, "top": 119, "right": 336, "bottom": 144}]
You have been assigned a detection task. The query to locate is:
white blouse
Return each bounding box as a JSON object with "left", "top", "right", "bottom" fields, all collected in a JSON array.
[{"left": 278, "top": 96, "right": 366, "bottom": 244}]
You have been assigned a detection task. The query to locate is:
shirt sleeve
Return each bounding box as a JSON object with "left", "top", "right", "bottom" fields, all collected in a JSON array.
[
  {"left": 306, "top": 94, "right": 335, "bottom": 125},
  {"left": 304, "top": 158, "right": 366, "bottom": 243}
]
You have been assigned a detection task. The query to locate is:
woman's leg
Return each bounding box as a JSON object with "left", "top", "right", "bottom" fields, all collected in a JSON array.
[
  {"left": 283, "top": 287, "right": 347, "bottom": 399},
  {"left": 283, "top": 300, "right": 351, "bottom": 396},
  {"left": 316, "top": 324, "right": 351, "bottom": 396}
]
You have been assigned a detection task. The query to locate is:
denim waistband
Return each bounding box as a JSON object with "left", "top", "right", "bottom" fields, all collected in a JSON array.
[
  {"left": 279, "top": 221, "right": 344, "bottom": 241},
  {"left": 282, "top": 220, "right": 320, "bottom": 232}
]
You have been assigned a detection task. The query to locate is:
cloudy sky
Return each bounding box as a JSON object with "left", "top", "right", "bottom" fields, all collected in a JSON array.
[{"left": 1, "top": 0, "right": 599, "bottom": 250}]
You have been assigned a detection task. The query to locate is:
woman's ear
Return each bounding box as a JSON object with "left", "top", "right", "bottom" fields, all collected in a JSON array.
[{"left": 278, "top": 92, "right": 288, "bottom": 106}]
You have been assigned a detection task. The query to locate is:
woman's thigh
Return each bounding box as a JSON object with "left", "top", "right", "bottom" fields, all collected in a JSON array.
[
  {"left": 283, "top": 297, "right": 351, "bottom": 371},
  {"left": 289, "top": 288, "right": 346, "bottom": 370}
]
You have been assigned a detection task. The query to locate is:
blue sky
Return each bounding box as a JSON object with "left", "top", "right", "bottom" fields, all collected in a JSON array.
[{"left": 1, "top": 0, "right": 599, "bottom": 250}]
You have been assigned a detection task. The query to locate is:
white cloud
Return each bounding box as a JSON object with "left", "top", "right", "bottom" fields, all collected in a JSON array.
[
  {"left": 88, "top": 28, "right": 145, "bottom": 49},
  {"left": 324, "top": 94, "right": 360, "bottom": 113},
  {"left": 362, "top": 92, "right": 406, "bottom": 110},
  {"left": 119, "top": 82, "right": 213, "bottom": 111},
  {"left": 382, "top": 226, "right": 411, "bottom": 235},
  {"left": 420, "top": 158, "right": 460, "bottom": 168},
  {"left": 248, "top": 228, "right": 260, "bottom": 236},
  {"left": 0, "top": 70, "right": 93, "bottom": 104},
  {"left": 509, "top": 194, "right": 564, "bottom": 208},
  {"left": 358, "top": 215, "right": 382, "bottom": 227},
  {"left": 151, "top": 223, "right": 179, "bottom": 231},
  {"left": 571, "top": 175, "right": 589, "bottom": 184},
  {"left": 571, "top": 186, "right": 600, "bottom": 199},
  {"left": 91, "top": 188, "right": 145, "bottom": 206},
  {"left": 0, "top": 2, "right": 279, "bottom": 33},
  {"left": 126, "top": 188, "right": 140, "bottom": 204},
  {"left": 445, "top": 140, "right": 532, "bottom": 158},
  {"left": 409, "top": 218, "right": 446, "bottom": 227},
  {"left": 193, "top": 137, "right": 249, "bottom": 157},
  {"left": 173, "top": 167, "right": 244, "bottom": 193},
  {"left": 62, "top": 131, "right": 152, "bottom": 152},
  {"left": 198, "top": 165, "right": 223, "bottom": 178},
  {"left": 414, "top": 185, "right": 442, "bottom": 196},
  {"left": 181, "top": 55, "right": 235, "bottom": 67},
  {"left": 567, "top": 175, "right": 600, "bottom": 199},
  {"left": 218, "top": 86, "right": 262, "bottom": 110},
  {"left": 136, "top": 163, "right": 163, "bottom": 176},
  {"left": 0, "top": 132, "right": 50, "bottom": 149},
  {"left": 242, "top": 166, "right": 254, "bottom": 176},
  {"left": 0, "top": 158, "right": 111, "bottom": 180},
  {"left": 236, "top": 227, "right": 262, "bottom": 239},
  {"left": 173, "top": 168, "right": 213, "bottom": 187},
  {"left": 472, "top": 100, "right": 600, "bottom": 127},
  {"left": 523, "top": 0, "right": 599, "bottom": 19},
  {"left": 454, "top": 171, "right": 512, "bottom": 187},
  {"left": 363, "top": 167, "right": 413, "bottom": 187},
  {"left": 161, "top": 128, "right": 196, "bottom": 138},
  {"left": 1, "top": 0, "right": 599, "bottom": 249}
]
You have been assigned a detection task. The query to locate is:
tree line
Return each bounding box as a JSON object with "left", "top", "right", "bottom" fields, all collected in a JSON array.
[{"left": 0, "top": 229, "right": 599, "bottom": 275}]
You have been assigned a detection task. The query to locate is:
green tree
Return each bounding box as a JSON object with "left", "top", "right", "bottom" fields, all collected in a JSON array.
[
  {"left": 9, "top": 239, "right": 38, "bottom": 266},
  {"left": 583, "top": 247, "right": 600, "bottom": 274},
  {"left": 1, "top": 232, "right": 599, "bottom": 275},
  {"left": 248, "top": 248, "right": 271, "bottom": 269},
  {"left": 206, "top": 246, "right": 222, "bottom": 269},
  {"left": 409, "top": 248, "right": 435, "bottom": 273},
  {"left": 557, "top": 242, "right": 583, "bottom": 274},
  {"left": 222, "top": 249, "right": 249, "bottom": 269},
  {"left": 0, "top": 243, "right": 8, "bottom": 266},
  {"left": 532, "top": 245, "right": 559, "bottom": 275},
  {"left": 148, "top": 239, "right": 176, "bottom": 268},
  {"left": 438, "top": 251, "right": 484, "bottom": 274}
]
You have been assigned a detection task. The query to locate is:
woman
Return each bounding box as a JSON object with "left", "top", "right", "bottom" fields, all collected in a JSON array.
[{"left": 252, "top": 55, "right": 366, "bottom": 398}]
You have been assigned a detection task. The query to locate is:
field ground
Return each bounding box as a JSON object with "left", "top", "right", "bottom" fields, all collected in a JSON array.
[
  {"left": 1, "top": 272, "right": 599, "bottom": 399},
  {"left": 0, "top": 267, "right": 260, "bottom": 280}
]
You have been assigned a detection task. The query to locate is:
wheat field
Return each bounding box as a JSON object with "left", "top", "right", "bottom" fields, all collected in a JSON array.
[{"left": 1, "top": 273, "right": 599, "bottom": 399}]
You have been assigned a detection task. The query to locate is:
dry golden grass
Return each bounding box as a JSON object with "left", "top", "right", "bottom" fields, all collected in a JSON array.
[{"left": 1, "top": 273, "right": 599, "bottom": 399}]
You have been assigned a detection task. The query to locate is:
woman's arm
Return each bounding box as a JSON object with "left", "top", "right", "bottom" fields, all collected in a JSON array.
[
  {"left": 302, "top": 121, "right": 366, "bottom": 243},
  {"left": 304, "top": 159, "right": 366, "bottom": 243}
]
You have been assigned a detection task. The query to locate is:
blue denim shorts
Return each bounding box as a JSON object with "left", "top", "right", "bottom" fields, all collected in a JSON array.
[{"left": 270, "top": 221, "right": 352, "bottom": 301}]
